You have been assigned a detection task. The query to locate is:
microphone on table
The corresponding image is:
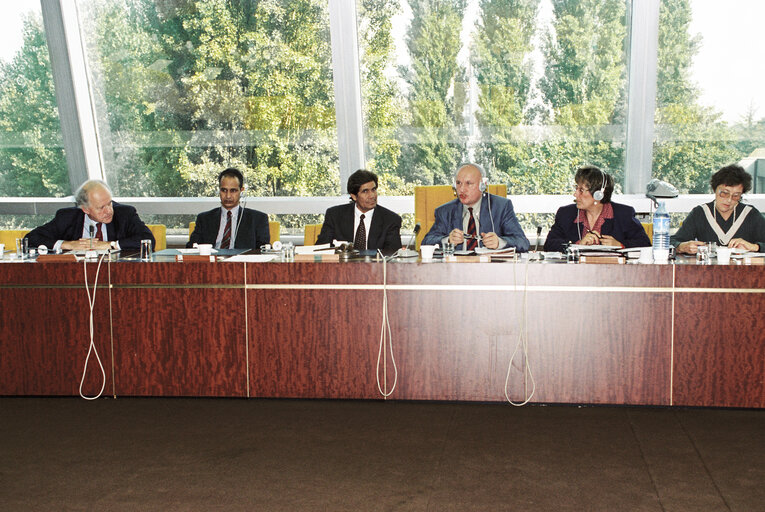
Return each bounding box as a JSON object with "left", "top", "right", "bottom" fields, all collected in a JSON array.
[
  {"left": 89, "top": 225, "right": 95, "bottom": 250},
  {"left": 529, "top": 225, "right": 544, "bottom": 261},
  {"left": 396, "top": 222, "right": 421, "bottom": 258}
]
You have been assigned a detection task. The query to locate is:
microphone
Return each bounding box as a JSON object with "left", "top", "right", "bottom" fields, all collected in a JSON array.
[
  {"left": 528, "top": 225, "right": 544, "bottom": 261},
  {"left": 89, "top": 225, "right": 95, "bottom": 250},
  {"left": 396, "top": 222, "right": 421, "bottom": 258}
]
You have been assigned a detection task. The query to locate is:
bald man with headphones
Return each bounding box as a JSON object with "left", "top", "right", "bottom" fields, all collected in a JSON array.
[{"left": 422, "top": 163, "right": 529, "bottom": 251}]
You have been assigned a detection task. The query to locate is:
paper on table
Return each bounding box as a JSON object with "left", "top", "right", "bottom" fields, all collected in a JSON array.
[
  {"left": 295, "top": 243, "right": 332, "bottom": 254},
  {"left": 223, "top": 254, "right": 278, "bottom": 262}
]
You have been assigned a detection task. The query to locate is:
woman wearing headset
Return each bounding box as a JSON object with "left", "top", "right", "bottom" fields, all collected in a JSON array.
[
  {"left": 544, "top": 166, "right": 651, "bottom": 252},
  {"left": 671, "top": 164, "right": 765, "bottom": 254}
]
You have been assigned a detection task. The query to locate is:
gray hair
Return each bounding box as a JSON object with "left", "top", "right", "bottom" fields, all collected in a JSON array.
[{"left": 74, "top": 179, "right": 112, "bottom": 207}]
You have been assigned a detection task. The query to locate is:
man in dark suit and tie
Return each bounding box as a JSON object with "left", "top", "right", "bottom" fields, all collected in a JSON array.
[
  {"left": 316, "top": 169, "right": 402, "bottom": 254},
  {"left": 187, "top": 167, "right": 270, "bottom": 249},
  {"left": 25, "top": 179, "right": 154, "bottom": 251}
]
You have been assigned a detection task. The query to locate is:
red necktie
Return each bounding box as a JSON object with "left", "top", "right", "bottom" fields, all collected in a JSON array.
[
  {"left": 95, "top": 222, "right": 103, "bottom": 241},
  {"left": 466, "top": 207, "right": 477, "bottom": 250},
  {"left": 354, "top": 214, "right": 367, "bottom": 250},
  {"left": 221, "top": 211, "right": 232, "bottom": 249}
]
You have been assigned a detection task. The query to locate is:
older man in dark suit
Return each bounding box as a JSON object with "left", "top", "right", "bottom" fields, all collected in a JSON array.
[{"left": 25, "top": 179, "right": 154, "bottom": 251}]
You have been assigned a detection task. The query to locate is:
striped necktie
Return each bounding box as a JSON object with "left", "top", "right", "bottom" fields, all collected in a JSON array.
[
  {"left": 466, "top": 207, "right": 477, "bottom": 250},
  {"left": 221, "top": 210, "right": 232, "bottom": 249}
]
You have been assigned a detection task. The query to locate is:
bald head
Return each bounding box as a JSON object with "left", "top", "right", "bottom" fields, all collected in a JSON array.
[{"left": 454, "top": 164, "right": 485, "bottom": 206}]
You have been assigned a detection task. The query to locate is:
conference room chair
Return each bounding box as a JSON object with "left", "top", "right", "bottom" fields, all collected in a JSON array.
[
  {"left": 641, "top": 222, "right": 653, "bottom": 240},
  {"left": 303, "top": 223, "right": 322, "bottom": 246},
  {"left": 413, "top": 184, "right": 507, "bottom": 249},
  {"left": 146, "top": 224, "right": 167, "bottom": 251},
  {"left": 188, "top": 221, "right": 280, "bottom": 245},
  {"left": 0, "top": 229, "right": 30, "bottom": 251}
]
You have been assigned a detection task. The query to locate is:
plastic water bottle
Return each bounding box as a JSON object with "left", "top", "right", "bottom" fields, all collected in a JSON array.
[{"left": 652, "top": 201, "right": 670, "bottom": 263}]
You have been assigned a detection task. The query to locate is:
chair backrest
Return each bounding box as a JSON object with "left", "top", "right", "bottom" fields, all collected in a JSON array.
[
  {"left": 1, "top": 229, "right": 31, "bottom": 251},
  {"left": 641, "top": 222, "right": 653, "bottom": 240},
  {"left": 303, "top": 223, "right": 323, "bottom": 246},
  {"left": 268, "top": 221, "right": 280, "bottom": 245},
  {"left": 146, "top": 224, "right": 166, "bottom": 251},
  {"left": 188, "top": 220, "right": 280, "bottom": 246},
  {"left": 413, "top": 184, "right": 507, "bottom": 248}
]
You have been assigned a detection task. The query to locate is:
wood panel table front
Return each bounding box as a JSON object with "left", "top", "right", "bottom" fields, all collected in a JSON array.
[{"left": 1, "top": 260, "right": 762, "bottom": 407}]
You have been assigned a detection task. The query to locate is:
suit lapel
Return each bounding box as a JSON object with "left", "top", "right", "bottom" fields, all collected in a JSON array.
[
  {"left": 342, "top": 203, "right": 356, "bottom": 242},
  {"left": 368, "top": 207, "right": 383, "bottom": 247},
  {"left": 233, "top": 206, "right": 244, "bottom": 247},
  {"left": 73, "top": 210, "right": 86, "bottom": 240}
]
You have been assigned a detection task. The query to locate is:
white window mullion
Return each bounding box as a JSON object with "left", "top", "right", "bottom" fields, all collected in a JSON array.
[
  {"left": 328, "top": 0, "right": 365, "bottom": 191},
  {"left": 40, "top": 0, "right": 104, "bottom": 191},
  {"left": 624, "top": 0, "right": 661, "bottom": 194}
]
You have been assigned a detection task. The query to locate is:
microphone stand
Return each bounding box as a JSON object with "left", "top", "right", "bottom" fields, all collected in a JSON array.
[
  {"left": 396, "top": 223, "right": 421, "bottom": 258},
  {"left": 529, "top": 225, "right": 544, "bottom": 261}
]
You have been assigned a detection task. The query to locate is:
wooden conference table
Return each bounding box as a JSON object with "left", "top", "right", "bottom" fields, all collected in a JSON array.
[{"left": 1, "top": 255, "right": 763, "bottom": 408}]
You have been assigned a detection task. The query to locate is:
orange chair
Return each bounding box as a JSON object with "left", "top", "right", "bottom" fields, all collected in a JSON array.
[
  {"left": 146, "top": 224, "right": 167, "bottom": 250},
  {"left": 0, "top": 230, "right": 31, "bottom": 251},
  {"left": 303, "top": 223, "right": 323, "bottom": 246}
]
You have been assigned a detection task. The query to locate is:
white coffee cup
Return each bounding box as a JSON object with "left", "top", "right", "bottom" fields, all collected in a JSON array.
[
  {"left": 0, "top": 243, "right": 5, "bottom": 258},
  {"left": 196, "top": 243, "right": 213, "bottom": 256},
  {"left": 420, "top": 244, "right": 437, "bottom": 261},
  {"left": 716, "top": 247, "right": 732, "bottom": 265}
]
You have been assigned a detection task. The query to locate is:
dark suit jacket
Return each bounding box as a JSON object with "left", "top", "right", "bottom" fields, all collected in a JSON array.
[
  {"left": 543, "top": 202, "right": 651, "bottom": 252},
  {"left": 187, "top": 206, "right": 270, "bottom": 249},
  {"left": 422, "top": 194, "right": 530, "bottom": 252},
  {"left": 25, "top": 202, "right": 154, "bottom": 251},
  {"left": 316, "top": 202, "right": 402, "bottom": 253}
]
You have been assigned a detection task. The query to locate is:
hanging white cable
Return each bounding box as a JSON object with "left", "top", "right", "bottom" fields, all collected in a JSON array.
[
  {"left": 79, "top": 254, "right": 107, "bottom": 400},
  {"left": 504, "top": 255, "right": 536, "bottom": 406},
  {"left": 376, "top": 250, "right": 398, "bottom": 397}
]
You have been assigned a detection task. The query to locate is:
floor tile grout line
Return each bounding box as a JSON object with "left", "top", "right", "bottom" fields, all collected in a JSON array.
[
  {"left": 626, "top": 408, "right": 667, "bottom": 512},
  {"left": 424, "top": 405, "right": 458, "bottom": 512},
  {"left": 674, "top": 410, "right": 732, "bottom": 512}
]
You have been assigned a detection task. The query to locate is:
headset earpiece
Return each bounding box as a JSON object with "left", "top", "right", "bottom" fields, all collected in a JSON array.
[
  {"left": 454, "top": 163, "right": 488, "bottom": 193},
  {"left": 593, "top": 168, "right": 606, "bottom": 202}
]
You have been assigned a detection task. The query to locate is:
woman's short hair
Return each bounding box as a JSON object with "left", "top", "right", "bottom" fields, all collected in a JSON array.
[
  {"left": 710, "top": 164, "right": 751, "bottom": 194},
  {"left": 574, "top": 165, "right": 614, "bottom": 203}
]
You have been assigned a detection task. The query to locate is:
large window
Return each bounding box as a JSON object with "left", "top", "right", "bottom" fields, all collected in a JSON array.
[
  {"left": 77, "top": 0, "right": 339, "bottom": 230},
  {"left": 653, "top": 0, "right": 765, "bottom": 194},
  {"left": 358, "top": 0, "right": 629, "bottom": 229},
  {"left": 2, "top": 1, "right": 764, "bottom": 235},
  {"left": 0, "top": 4, "right": 66, "bottom": 201}
]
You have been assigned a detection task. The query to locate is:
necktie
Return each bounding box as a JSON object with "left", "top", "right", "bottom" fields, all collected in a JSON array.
[
  {"left": 354, "top": 214, "right": 367, "bottom": 251},
  {"left": 95, "top": 222, "right": 103, "bottom": 241},
  {"left": 221, "top": 210, "right": 232, "bottom": 249},
  {"left": 466, "top": 207, "right": 477, "bottom": 250}
]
